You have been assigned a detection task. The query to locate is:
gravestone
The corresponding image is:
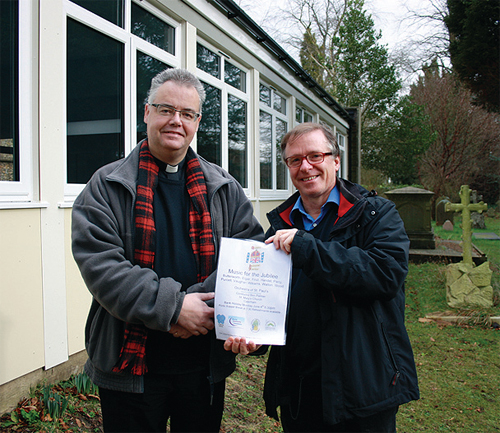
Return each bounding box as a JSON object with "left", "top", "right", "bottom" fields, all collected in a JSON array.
[
  {"left": 385, "top": 186, "right": 435, "bottom": 249},
  {"left": 436, "top": 198, "right": 455, "bottom": 226},
  {"left": 445, "top": 185, "right": 488, "bottom": 266},
  {"left": 444, "top": 185, "right": 492, "bottom": 308},
  {"left": 443, "top": 220, "right": 454, "bottom": 231},
  {"left": 470, "top": 190, "right": 486, "bottom": 229}
]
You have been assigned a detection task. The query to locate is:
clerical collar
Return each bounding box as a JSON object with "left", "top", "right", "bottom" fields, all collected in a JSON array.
[
  {"left": 153, "top": 156, "right": 185, "bottom": 174},
  {"left": 165, "top": 164, "right": 179, "bottom": 173}
]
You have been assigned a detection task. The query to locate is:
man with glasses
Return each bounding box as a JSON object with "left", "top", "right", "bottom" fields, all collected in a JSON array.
[
  {"left": 260, "top": 122, "right": 419, "bottom": 432},
  {"left": 72, "top": 68, "right": 263, "bottom": 432}
]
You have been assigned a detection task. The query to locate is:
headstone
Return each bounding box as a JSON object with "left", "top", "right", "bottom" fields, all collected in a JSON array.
[
  {"left": 385, "top": 186, "right": 435, "bottom": 249},
  {"left": 444, "top": 185, "right": 492, "bottom": 309},
  {"left": 443, "top": 220, "right": 454, "bottom": 231},
  {"left": 445, "top": 185, "right": 488, "bottom": 266},
  {"left": 470, "top": 189, "right": 486, "bottom": 229},
  {"left": 471, "top": 212, "right": 486, "bottom": 229},
  {"left": 436, "top": 198, "right": 455, "bottom": 226}
]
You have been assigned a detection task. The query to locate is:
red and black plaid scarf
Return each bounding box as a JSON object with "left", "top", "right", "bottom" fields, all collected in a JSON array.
[{"left": 112, "top": 141, "right": 215, "bottom": 375}]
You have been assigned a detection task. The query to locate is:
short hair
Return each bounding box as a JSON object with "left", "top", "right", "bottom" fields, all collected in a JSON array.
[
  {"left": 147, "top": 68, "right": 206, "bottom": 112},
  {"left": 281, "top": 122, "right": 340, "bottom": 160}
]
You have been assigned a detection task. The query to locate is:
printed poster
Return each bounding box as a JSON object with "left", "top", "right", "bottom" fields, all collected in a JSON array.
[{"left": 214, "top": 237, "right": 292, "bottom": 345}]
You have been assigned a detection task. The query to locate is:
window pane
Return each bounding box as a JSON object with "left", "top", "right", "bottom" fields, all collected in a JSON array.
[
  {"left": 137, "top": 53, "right": 169, "bottom": 143},
  {"left": 259, "top": 84, "right": 271, "bottom": 106},
  {"left": 273, "top": 93, "right": 286, "bottom": 114},
  {"left": 197, "top": 82, "right": 222, "bottom": 166},
  {"left": 67, "top": 18, "right": 124, "bottom": 184},
  {"left": 228, "top": 95, "right": 247, "bottom": 188},
  {"left": 197, "top": 44, "right": 220, "bottom": 79},
  {"left": 224, "top": 62, "right": 246, "bottom": 92},
  {"left": 70, "top": 0, "right": 123, "bottom": 27},
  {"left": 276, "top": 119, "right": 287, "bottom": 190},
  {"left": 305, "top": 113, "right": 313, "bottom": 122},
  {"left": 296, "top": 107, "right": 302, "bottom": 123},
  {"left": 131, "top": 3, "right": 174, "bottom": 54},
  {"left": 259, "top": 111, "right": 272, "bottom": 189},
  {"left": 0, "top": 0, "right": 19, "bottom": 181}
]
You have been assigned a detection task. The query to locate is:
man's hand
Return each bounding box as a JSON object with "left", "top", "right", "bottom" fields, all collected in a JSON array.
[
  {"left": 169, "top": 324, "right": 192, "bottom": 339},
  {"left": 223, "top": 337, "right": 261, "bottom": 355},
  {"left": 265, "top": 228, "right": 298, "bottom": 254},
  {"left": 176, "top": 292, "right": 215, "bottom": 335}
]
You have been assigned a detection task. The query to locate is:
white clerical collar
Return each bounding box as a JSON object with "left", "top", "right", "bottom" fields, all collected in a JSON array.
[{"left": 165, "top": 164, "right": 179, "bottom": 173}]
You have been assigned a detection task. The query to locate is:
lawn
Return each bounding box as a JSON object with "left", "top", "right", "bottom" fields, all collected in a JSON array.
[{"left": 2, "top": 216, "right": 499, "bottom": 432}]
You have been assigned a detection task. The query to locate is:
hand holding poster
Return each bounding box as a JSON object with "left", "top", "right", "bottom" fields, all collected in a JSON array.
[{"left": 214, "top": 237, "right": 292, "bottom": 345}]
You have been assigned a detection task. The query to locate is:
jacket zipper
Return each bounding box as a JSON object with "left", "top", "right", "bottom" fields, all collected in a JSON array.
[{"left": 381, "top": 323, "right": 400, "bottom": 386}]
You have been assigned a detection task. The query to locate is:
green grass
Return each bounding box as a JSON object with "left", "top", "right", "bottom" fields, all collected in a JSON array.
[{"left": 2, "top": 215, "right": 499, "bottom": 432}]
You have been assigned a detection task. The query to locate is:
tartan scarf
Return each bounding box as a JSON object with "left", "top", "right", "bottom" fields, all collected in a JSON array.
[{"left": 112, "top": 141, "right": 215, "bottom": 375}]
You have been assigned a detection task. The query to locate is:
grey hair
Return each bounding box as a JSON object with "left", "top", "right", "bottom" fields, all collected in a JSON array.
[
  {"left": 147, "top": 68, "right": 206, "bottom": 112},
  {"left": 281, "top": 122, "right": 340, "bottom": 160}
]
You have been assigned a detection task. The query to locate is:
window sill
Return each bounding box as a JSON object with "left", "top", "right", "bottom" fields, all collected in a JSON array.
[{"left": 0, "top": 201, "right": 50, "bottom": 210}]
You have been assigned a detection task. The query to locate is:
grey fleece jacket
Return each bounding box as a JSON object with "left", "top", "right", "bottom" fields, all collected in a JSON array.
[{"left": 72, "top": 143, "right": 264, "bottom": 392}]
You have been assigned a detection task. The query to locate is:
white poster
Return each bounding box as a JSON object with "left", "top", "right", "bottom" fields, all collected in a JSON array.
[{"left": 214, "top": 237, "right": 292, "bottom": 345}]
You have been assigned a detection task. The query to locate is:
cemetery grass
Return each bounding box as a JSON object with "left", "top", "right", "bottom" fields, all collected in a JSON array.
[{"left": 1, "top": 218, "right": 499, "bottom": 432}]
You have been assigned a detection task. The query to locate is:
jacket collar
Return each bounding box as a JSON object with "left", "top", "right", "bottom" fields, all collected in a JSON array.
[{"left": 268, "top": 177, "right": 369, "bottom": 229}]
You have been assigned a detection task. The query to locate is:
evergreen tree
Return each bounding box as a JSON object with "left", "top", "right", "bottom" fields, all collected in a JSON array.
[{"left": 445, "top": 0, "right": 500, "bottom": 112}]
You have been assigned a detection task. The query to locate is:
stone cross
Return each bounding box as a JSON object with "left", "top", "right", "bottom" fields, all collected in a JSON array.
[{"left": 445, "top": 185, "right": 488, "bottom": 266}]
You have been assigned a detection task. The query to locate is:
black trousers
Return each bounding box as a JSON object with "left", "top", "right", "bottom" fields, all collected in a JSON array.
[
  {"left": 99, "top": 370, "right": 225, "bottom": 432},
  {"left": 279, "top": 376, "right": 398, "bottom": 432}
]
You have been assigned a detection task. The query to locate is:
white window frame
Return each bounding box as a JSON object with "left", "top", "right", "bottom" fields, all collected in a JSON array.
[
  {"left": 295, "top": 105, "right": 314, "bottom": 124},
  {"left": 195, "top": 39, "right": 250, "bottom": 192},
  {"left": 336, "top": 131, "right": 346, "bottom": 178},
  {"left": 63, "top": 0, "right": 181, "bottom": 200},
  {"left": 259, "top": 82, "right": 290, "bottom": 199},
  {"left": 0, "top": 0, "right": 35, "bottom": 204}
]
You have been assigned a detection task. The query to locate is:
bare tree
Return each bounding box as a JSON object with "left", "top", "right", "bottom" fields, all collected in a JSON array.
[
  {"left": 378, "top": 0, "right": 452, "bottom": 90},
  {"left": 411, "top": 68, "right": 500, "bottom": 203}
]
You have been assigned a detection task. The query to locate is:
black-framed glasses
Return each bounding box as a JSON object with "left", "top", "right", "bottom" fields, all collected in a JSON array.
[
  {"left": 151, "top": 104, "right": 200, "bottom": 122},
  {"left": 284, "top": 152, "right": 333, "bottom": 168}
]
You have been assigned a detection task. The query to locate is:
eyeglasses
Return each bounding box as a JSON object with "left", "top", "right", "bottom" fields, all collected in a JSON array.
[
  {"left": 284, "top": 152, "right": 333, "bottom": 168},
  {"left": 151, "top": 104, "right": 200, "bottom": 122}
]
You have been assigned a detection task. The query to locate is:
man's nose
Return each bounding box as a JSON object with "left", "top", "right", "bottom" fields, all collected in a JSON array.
[
  {"left": 168, "top": 110, "right": 182, "bottom": 124},
  {"left": 299, "top": 157, "right": 313, "bottom": 170}
]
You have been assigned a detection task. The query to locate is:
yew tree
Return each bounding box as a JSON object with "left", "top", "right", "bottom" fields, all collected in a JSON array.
[{"left": 445, "top": 0, "right": 500, "bottom": 112}]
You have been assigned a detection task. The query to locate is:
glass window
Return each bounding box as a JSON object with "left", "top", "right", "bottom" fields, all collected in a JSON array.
[
  {"left": 131, "top": 3, "right": 174, "bottom": 54},
  {"left": 259, "top": 83, "right": 271, "bottom": 107},
  {"left": 259, "top": 111, "right": 272, "bottom": 189},
  {"left": 70, "top": 0, "right": 123, "bottom": 27},
  {"left": 276, "top": 118, "right": 287, "bottom": 189},
  {"left": 296, "top": 106, "right": 313, "bottom": 123},
  {"left": 197, "top": 44, "right": 220, "bottom": 79},
  {"left": 197, "top": 82, "right": 222, "bottom": 167},
  {"left": 196, "top": 42, "right": 248, "bottom": 188},
  {"left": 259, "top": 83, "right": 288, "bottom": 192},
  {"left": 136, "top": 53, "right": 169, "bottom": 143},
  {"left": 0, "top": 0, "right": 19, "bottom": 182},
  {"left": 67, "top": 18, "right": 124, "bottom": 184},
  {"left": 224, "top": 62, "right": 246, "bottom": 92},
  {"left": 273, "top": 93, "right": 286, "bottom": 114},
  {"left": 228, "top": 94, "right": 247, "bottom": 188}
]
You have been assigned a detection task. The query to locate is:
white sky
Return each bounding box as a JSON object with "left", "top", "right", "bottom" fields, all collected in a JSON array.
[{"left": 237, "top": 0, "right": 446, "bottom": 85}]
